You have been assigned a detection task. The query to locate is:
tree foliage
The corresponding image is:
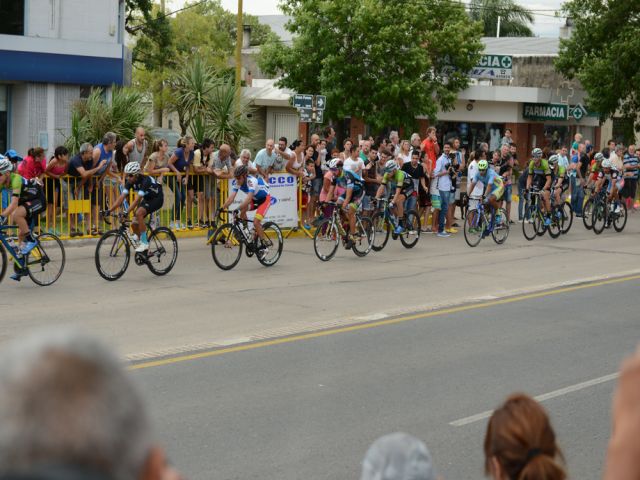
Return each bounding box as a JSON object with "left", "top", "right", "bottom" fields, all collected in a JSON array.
[
  {"left": 556, "top": 0, "right": 640, "bottom": 130},
  {"left": 469, "top": 0, "right": 534, "bottom": 37},
  {"left": 258, "top": 0, "right": 483, "bottom": 130}
]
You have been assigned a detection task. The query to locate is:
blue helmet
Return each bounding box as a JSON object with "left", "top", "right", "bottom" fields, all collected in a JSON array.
[{"left": 4, "top": 149, "right": 22, "bottom": 162}]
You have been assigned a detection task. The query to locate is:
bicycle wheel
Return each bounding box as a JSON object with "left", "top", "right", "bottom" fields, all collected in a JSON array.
[
  {"left": 0, "top": 243, "right": 6, "bottom": 283},
  {"left": 613, "top": 202, "right": 628, "bottom": 232},
  {"left": 146, "top": 227, "right": 178, "bottom": 276},
  {"left": 582, "top": 198, "right": 594, "bottom": 230},
  {"left": 211, "top": 223, "right": 243, "bottom": 270},
  {"left": 461, "top": 208, "right": 480, "bottom": 247},
  {"left": 371, "top": 212, "right": 390, "bottom": 251},
  {"left": 26, "top": 233, "right": 66, "bottom": 286},
  {"left": 592, "top": 201, "right": 607, "bottom": 235},
  {"left": 352, "top": 216, "right": 373, "bottom": 257},
  {"left": 95, "top": 230, "right": 130, "bottom": 281},
  {"left": 547, "top": 207, "right": 562, "bottom": 239},
  {"left": 522, "top": 206, "right": 537, "bottom": 241},
  {"left": 257, "top": 222, "right": 284, "bottom": 267},
  {"left": 561, "top": 202, "right": 573, "bottom": 234},
  {"left": 399, "top": 210, "right": 421, "bottom": 248},
  {"left": 313, "top": 218, "right": 339, "bottom": 261},
  {"left": 492, "top": 208, "right": 510, "bottom": 244}
]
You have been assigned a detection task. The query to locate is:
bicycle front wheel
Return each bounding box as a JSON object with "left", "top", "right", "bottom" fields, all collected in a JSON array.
[
  {"left": 399, "top": 210, "right": 421, "bottom": 248},
  {"left": 257, "top": 222, "right": 283, "bottom": 267},
  {"left": 95, "top": 230, "right": 130, "bottom": 281},
  {"left": 0, "top": 243, "right": 6, "bottom": 283},
  {"left": 352, "top": 216, "right": 373, "bottom": 257},
  {"left": 146, "top": 227, "right": 178, "bottom": 276},
  {"left": 561, "top": 202, "right": 573, "bottom": 234},
  {"left": 547, "top": 208, "right": 562, "bottom": 239},
  {"left": 492, "top": 208, "right": 510, "bottom": 244},
  {"left": 592, "top": 201, "right": 607, "bottom": 235},
  {"left": 464, "top": 208, "right": 484, "bottom": 247},
  {"left": 313, "top": 219, "right": 339, "bottom": 261},
  {"left": 613, "top": 202, "right": 628, "bottom": 232},
  {"left": 27, "top": 233, "right": 66, "bottom": 286},
  {"left": 582, "top": 198, "right": 594, "bottom": 230},
  {"left": 211, "top": 223, "right": 243, "bottom": 270},
  {"left": 522, "top": 205, "right": 537, "bottom": 241},
  {"left": 371, "top": 212, "right": 390, "bottom": 251}
]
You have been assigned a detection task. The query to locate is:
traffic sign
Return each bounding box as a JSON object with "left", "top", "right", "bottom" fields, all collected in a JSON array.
[
  {"left": 298, "top": 108, "right": 324, "bottom": 123},
  {"left": 293, "top": 94, "right": 313, "bottom": 109},
  {"left": 315, "top": 95, "right": 327, "bottom": 110}
]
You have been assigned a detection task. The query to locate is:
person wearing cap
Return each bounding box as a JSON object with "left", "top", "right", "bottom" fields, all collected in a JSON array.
[{"left": 361, "top": 432, "right": 437, "bottom": 480}]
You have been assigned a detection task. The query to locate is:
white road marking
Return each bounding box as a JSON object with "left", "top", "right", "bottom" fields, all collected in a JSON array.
[{"left": 449, "top": 372, "right": 620, "bottom": 427}]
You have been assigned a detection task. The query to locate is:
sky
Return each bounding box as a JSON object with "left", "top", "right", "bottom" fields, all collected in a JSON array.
[{"left": 167, "top": 0, "right": 566, "bottom": 38}]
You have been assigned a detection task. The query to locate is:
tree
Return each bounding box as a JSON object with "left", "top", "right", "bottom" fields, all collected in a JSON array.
[
  {"left": 556, "top": 1, "right": 640, "bottom": 132},
  {"left": 258, "top": 0, "right": 483, "bottom": 131},
  {"left": 469, "top": 0, "right": 534, "bottom": 37}
]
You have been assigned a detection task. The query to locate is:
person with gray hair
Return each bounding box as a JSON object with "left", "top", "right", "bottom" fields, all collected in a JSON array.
[
  {"left": 90, "top": 132, "right": 118, "bottom": 235},
  {"left": 0, "top": 329, "right": 180, "bottom": 480},
  {"left": 235, "top": 148, "right": 258, "bottom": 174},
  {"left": 389, "top": 131, "right": 401, "bottom": 156},
  {"left": 67, "top": 143, "right": 105, "bottom": 237},
  {"left": 361, "top": 432, "right": 437, "bottom": 480}
]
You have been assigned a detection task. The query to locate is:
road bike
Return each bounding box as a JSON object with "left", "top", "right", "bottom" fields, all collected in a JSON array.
[
  {"left": 95, "top": 212, "right": 178, "bottom": 281},
  {"left": 591, "top": 194, "right": 627, "bottom": 234},
  {"left": 522, "top": 190, "right": 561, "bottom": 240},
  {"left": 0, "top": 223, "right": 65, "bottom": 286},
  {"left": 370, "top": 198, "right": 420, "bottom": 251},
  {"left": 209, "top": 209, "right": 283, "bottom": 270},
  {"left": 551, "top": 186, "right": 573, "bottom": 234},
  {"left": 463, "top": 198, "right": 509, "bottom": 247},
  {"left": 313, "top": 202, "right": 373, "bottom": 261}
]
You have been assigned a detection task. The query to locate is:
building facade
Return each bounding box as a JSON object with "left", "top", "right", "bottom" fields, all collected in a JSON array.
[{"left": 0, "top": 0, "right": 131, "bottom": 156}]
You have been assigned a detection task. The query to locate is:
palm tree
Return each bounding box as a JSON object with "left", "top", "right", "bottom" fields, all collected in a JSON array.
[{"left": 469, "top": 0, "right": 535, "bottom": 37}]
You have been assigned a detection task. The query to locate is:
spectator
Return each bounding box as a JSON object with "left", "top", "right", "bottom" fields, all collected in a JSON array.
[
  {"left": 67, "top": 142, "right": 104, "bottom": 237},
  {"left": 302, "top": 157, "right": 316, "bottom": 228},
  {"left": 389, "top": 130, "right": 401, "bottom": 156},
  {"left": 570, "top": 132, "right": 583, "bottom": 157},
  {"left": 398, "top": 140, "right": 412, "bottom": 165},
  {"left": 286, "top": 139, "right": 305, "bottom": 177},
  {"left": 274, "top": 136, "right": 294, "bottom": 172},
  {"left": 255, "top": 139, "right": 278, "bottom": 180},
  {"left": 123, "top": 126, "right": 149, "bottom": 169},
  {"left": 402, "top": 149, "right": 427, "bottom": 214},
  {"left": 449, "top": 138, "right": 465, "bottom": 229},
  {"left": 168, "top": 135, "right": 195, "bottom": 230},
  {"left": 490, "top": 150, "right": 500, "bottom": 170},
  {"left": 569, "top": 142, "right": 587, "bottom": 217},
  {"left": 509, "top": 143, "right": 518, "bottom": 163},
  {"left": 212, "top": 143, "right": 234, "bottom": 218},
  {"left": 433, "top": 142, "right": 453, "bottom": 237},
  {"left": 361, "top": 432, "right": 436, "bottom": 480},
  {"left": 93, "top": 132, "right": 118, "bottom": 226},
  {"left": 18, "top": 147, "right": 46, "bottom": 180},
  {"left": 341, "top": 138, "right": 354, "bottom": 160},
  {"left": 484, "top": 393, "right": 566, "bottom": 480},
  {"left": 363, "top": 144, "right": 383, "bottom": 217},
  {"left": 235, "top": 148, "right": 258, "bottom": 174},
  {"left": 501, "top": 128, "right": 513, "bottom": 146},
  {"left": 518, "top": 156, "right": 529, "bottom": 222},
  {"left": 421, "top": 127, "right": 440, "bottom": 168},
  {"left": 359, "top": 140, "right": 371, "bottom": 164},
  {"left": 44, "top": 146, "right": 69, "bottom": 235},
  {"left": 145, "top": 138, "right": 171, "bottom": 177},
  {"left": 410, "top": 132, "right": 421, "bottom": 152},
  {"left": 479, "top": 142, "right": 489, "bottom": 154},
  {"left": 622, "top": 144, "right": 638, "bottom": 211},
  {"left": 467, "top": 149, "right": 485, "bottom": 218},
  {"left": 344, "top": 144, "right": 365, "bottom": 174},
  {"left": 499, "top": 153, "right": 515, "bottom": 224},
  {"left": 323, "top": 125, "right": 336, "bottom": 154},
  {"left": 190, "top": 138, "right": 216, "bottom": 228},
  {"left": 0, "top": 329, "right": 181, "bottom": 480}
]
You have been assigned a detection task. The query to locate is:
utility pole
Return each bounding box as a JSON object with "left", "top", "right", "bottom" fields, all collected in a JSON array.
[
  {"left": 496, "top": 15, "right": 501, "bottom": 38},
  {"left": 234, "top": 0, "right": 244, "bottom": 107},
  {"left": 153, "top": 0, "right": 166, "bottom": 128}
]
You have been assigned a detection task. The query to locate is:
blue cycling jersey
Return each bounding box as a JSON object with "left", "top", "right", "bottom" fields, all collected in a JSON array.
[
  {"left": 344, "top": 170, "right": 365, "bottom": 196},
  {"left": 232, "top": 175, "right": 269, "bottom": 202},
  {"left": 474, "top": 169, "right": 503, "bottom": 191}
]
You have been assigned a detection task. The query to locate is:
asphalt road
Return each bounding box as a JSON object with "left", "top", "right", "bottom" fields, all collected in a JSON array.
[{"left": 133, "top": 276, "right": 640, "bottom": 480}]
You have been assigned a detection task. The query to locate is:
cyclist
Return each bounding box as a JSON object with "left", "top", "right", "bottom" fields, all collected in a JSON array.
[
  {"left": 337, "top": 168, "right": 366, "bottom": 248},
  {"left": 526, "top": 148, "right": 552, "bottom": 225},
  {"left": 467, "top": 159, "right": 504, "bottom": 231},
  {"left": 375, "top": 160, "right": 414, "bottom": 234},
  {"left": 103, "top": 162, "right": 164, "bottom": 253},
  {"left": 548, "top": 154, "right": 568, "bottom": 206},
  {"left": 0, "top": 155, "right": 46, "bottom": 251},
  {"left": 220, "top": 165, "right": 272, "bottom": 254},
  {"left": 587, "top": 152, "right": 604, "bottom": 190},
  {"left": 595, "top": 157, "right": 623, "bottom": 213}
]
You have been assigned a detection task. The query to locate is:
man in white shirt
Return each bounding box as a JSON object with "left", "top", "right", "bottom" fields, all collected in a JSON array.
[{"left": 467, "top": 150, "right": 485, "bottom": 212}]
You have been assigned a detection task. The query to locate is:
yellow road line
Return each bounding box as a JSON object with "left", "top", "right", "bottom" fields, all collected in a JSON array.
[{"left": 129, "top": 273, "right": 640, "bottom": 371}]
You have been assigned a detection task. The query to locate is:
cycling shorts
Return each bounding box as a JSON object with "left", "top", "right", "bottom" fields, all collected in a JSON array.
[
  {"left": 608, "top": 178, "right": 624, "bottom": 193},
  {"left": 339, "top": 190, "right": 364, "bottom": 211},
  {"left": 250, "top": 195, "right": 271, "bottom": 221},
  {"left": 140, "top": 195, "right": 164, "bottom": 215},
  {"left": 489, "top": 185, "right": 504, "bottom": 201}
]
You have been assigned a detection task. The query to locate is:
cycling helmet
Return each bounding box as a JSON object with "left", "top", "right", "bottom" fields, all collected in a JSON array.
[
  {"left": 532, "top": 148, "right": 543, "bottom": 158},
  {"left": 4, "top": 149, "right": 22, "bottom": 162},
  {"left": 123, "top": 162, "right": 141, "bottom": 175},
  {"left": 478, "top": 159, "right": 489, "bottom": 171},
  {"left": 234, "top": 164, "right": 249, "bottom": 177},
  {"left": 602, "top": 158, "right": 612, "bottom": 169},
  {"left": 384, "top": 160, "right": 398, "bottom": 173},
  {"left": 548, "top": 154, "right": 559, "bottom": 165},
  {"left": 594, "top": 152, "right": 605, "bottom": 162},
  {"left": 0, "top": 156, "right": 12, "bottom": 174},
  {"left": 329, "top": 159, "right": 343, "bottom": 170}
]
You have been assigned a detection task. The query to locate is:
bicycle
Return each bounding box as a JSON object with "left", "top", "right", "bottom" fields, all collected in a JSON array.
[
  {"left": 313, "top": 202, "right": 373, "bottom": 261},
  {"left": 0, "top": 223, "right": 65, "bottom": 286},
  {"left": 522, "top": 190, "right": 561, "bottom": 240},
  {"left": 582, "top": 186, "right": 605, "bottom": 231},
  {"left": 551, "top": 186, "right": 573, "bottom": 234},
  {"left": 591, "top": 194, "right": 627, "bottom": 235},
  {"left": 208, "top": 209, "right": 283, "bottom": 270},
  {"left": 463, "top": 198, "right": 509, "bottom": 247},
  {"left": 370, "top": 198, "right": 420, "bottom": 252},
  {"left": 95, "top": 212, "right": 178, "bottom": 281}
]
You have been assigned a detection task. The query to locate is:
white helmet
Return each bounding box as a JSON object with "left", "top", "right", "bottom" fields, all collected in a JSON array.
[
  {"left": 594, "top": 152, "right": 605, "bottom": 162},
  {"left": 532, "top": 148, "right": 543, "bottom": 158},
  {"left": 0, "top": 155, "right": 12, "bottom": 174},
  {"left": 124, "top": 162, "right": 141, "bottom": 175},
  {"left": 384, "top": 160, "right": 398, "bottom": 173},
  {"left": 329, "top": 159, "right": 343, "bottom": 170},
  {"left": 601, "top": 158, "right": 612, "bottom": 169},
  {"left": 548, "top": 154, "right": 559, "bottom": 165}
]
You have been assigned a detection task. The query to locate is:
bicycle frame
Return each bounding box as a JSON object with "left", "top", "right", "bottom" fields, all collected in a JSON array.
[{"left": 0, "top": 225, "right": 26, "bottom": 269}]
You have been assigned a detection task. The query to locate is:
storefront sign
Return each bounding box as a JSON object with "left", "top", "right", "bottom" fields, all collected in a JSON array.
[
  {"left": 523, "top": 103, "right": 568, "bottom": 121},
  {"left": 228, "top": 174, "right": 299, "bottom": 229},
  {"left": 569, "top": 103, "right": 588, "bottom": 121},
  {"left": 471, "top": 55, "right": 513, "bottom": 80}
]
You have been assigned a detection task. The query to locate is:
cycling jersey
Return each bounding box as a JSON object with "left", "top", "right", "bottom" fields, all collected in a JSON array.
[
  {"left": 344, "top": 170, "right": 365, "bottom": 197},
  {"left": 123, "top": 175, "right": 163, "bottom": 200},
  {"left": 529, "top": 159, "right": 551, "bottom": 189},
  {"left": 598, "top": 168, "right": 624, "bottom": 192},
  {"left": 473, "top": 169, "right": 503, "bottom": 191},
  {"left": 1, "top": 173, "right": 43, "bottom": 201},
  {"left": 382, "top": 170, "right": 413, "bottom": 192},
  {"left": 233, "top": 175, "right": 270, "bottom": 203}
]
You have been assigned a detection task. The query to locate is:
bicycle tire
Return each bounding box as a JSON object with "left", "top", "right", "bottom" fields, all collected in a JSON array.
[
  {"left": 399, "top": 210, "right": 421, "bottom": 249},
  {"left": 547, "top": 209, "right": 562, "bottom": 238},
  {"left": 613, "top": 202, "right": 628, "bottom": 232},
  {"left": 592, "top": 200, "right": 607, "bottom": 235},
  {"left": 0, "top": 243, "right": 7, "bottom": 284},
  {"left": 313, "top": 218, "right": 339, "bottom": 261},
  {"left": 561, "top": 202, "right": 573, "bottom": 234},
  {"left": 211, "top": 223, "right": 243, "bottom": 270},
  {"left": 492, "top": 208, "right": 510, "bottom": 244},
  {"left": 582, "top": 198, "right": 594, "bottom": 230},
  {"left": 26, "top": 233, "right": 66, "bottom": 286},
  {"left": 95, "top": 230, "right": 130, "bottom": 281},
  {"left": 464, "top": 208, "right": 484, "bottom": 247},
  {"left": 522, "top": 206, "right": 537, "bottom": 241},
  {"left": 352, "top": 216, "right": 373, "bottom": 257},
  {"left": 371, "top": 211, "right": 390, "bottom": 252},
  {"left": 256, "top": 222, "right": 284, "bottom": 267},
  {"left": 146, "top": 227, "right": 178, "bottom": 276}
]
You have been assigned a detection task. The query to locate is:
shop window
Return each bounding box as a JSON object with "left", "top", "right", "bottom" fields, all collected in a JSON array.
[
  {"left": 543, "top": 125, "right": 570, "bottom": 151},
  {"left": 612, "top": 117, "right": 634, "bottom": 145},
  {"left": 436, "top": 122, "right": 506, "bottom": 153},
  {"left": 0, "top": 0, "right": 24, "bottom": 35}
]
